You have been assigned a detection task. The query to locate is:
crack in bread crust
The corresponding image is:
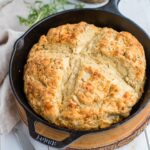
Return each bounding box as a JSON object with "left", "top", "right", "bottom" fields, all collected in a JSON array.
[{"left": 24, "top": 22, "right": 146, "bottom": 131}]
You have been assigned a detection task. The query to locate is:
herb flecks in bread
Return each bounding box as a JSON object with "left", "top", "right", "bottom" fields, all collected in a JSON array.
[{"left": 24, "top": 22, "right": 146, "bottom": 130}]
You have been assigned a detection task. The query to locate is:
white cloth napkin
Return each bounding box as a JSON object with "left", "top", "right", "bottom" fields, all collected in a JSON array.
[
  {"left": 0, "top": 0, "right": 28, "bottom": 134},
  {"left": 0, "top": 30, "right": 23, "bottom": 134}
]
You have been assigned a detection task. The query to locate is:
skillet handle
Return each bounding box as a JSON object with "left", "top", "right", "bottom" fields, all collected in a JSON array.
[
  {"left": 97, "top": 0, "right": 122, "bottom": 16},
  {"left": 26, "top": 112, "right": 83, "bottom": 148}
]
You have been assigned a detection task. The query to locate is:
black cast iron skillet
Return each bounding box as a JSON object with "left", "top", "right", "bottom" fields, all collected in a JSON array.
[{"left": 9, "top": 0, "right": 150, "bottom": 148}]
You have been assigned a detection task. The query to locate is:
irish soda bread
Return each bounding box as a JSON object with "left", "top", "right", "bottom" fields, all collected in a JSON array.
[{"left": 24, "top": 22, "right": 146, "bottom": 130}]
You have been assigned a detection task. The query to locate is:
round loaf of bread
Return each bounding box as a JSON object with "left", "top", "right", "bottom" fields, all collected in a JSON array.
[{"left": 24, "top": 22, "right": 146, "bottom": 130}]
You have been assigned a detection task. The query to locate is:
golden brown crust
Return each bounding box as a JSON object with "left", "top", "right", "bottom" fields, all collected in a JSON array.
[
  {"left": 24, "top": 22, "right": 146, "bottom": 130},
  {"left": 46, "top": 22, "right": 99, "bottom": 54}
]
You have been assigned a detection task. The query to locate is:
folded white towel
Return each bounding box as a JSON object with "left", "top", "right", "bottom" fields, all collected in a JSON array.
[{"left": 0, "top": 30, "right": 23, "bottom": 134}]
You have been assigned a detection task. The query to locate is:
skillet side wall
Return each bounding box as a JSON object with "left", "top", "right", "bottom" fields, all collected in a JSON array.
[{"left": 10, "top": 9, "right": 150, "bottom": 131}]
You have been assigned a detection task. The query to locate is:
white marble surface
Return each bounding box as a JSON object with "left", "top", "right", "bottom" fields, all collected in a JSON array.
[{"left": 0, "top": 0, "right": 150, "bottom": 149}]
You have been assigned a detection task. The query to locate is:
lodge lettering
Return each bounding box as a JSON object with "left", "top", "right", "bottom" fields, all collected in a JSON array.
[{"left": 36, "top": 135, "right": 56, "bottom": 146}]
